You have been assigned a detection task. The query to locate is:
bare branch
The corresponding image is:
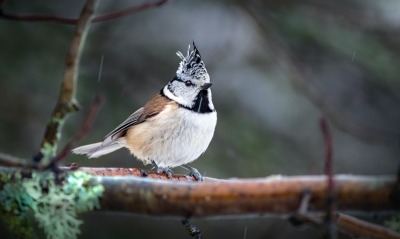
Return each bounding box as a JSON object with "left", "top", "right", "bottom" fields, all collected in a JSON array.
[
  {"left": 47, "top": 95, "right": 104, "bottom": 168},
  {"left": 0, "top": 153, "right": 32, "bottom": 168},
  {"left": 0, "top": 8, "right": 77, "bottom": 24},
  {"left": 92, "top": 0, "right": 168, "bottom": 23},
  {"left": 67, "top": 166, "right": 218, "bottom": 181},
  {"left": 241, "top": 3, "right": 397, "bottom": 145},
  {"left": 335, "top": 213, "right": 400, "bottom": 239},
  {"left": 0, "top": 167, "right": 395, "bottom": 217},
  {"left": 93, "top": 174, "right": 396, "bottom": 217},
  {"left": 35, "top": 0, "right": 98, "bottom": 165},
  {"left": 320, "top": 117, "right": 337, "bottom": 238},
  {"left": 0, "top": 0, "right": 168, "bottom": 24},
  {"left": 0, "top": 96, "right": 103, "bottom": 171},
  {"left": 0, "top": 165, "right": 398, "bottom": 238},
  {"left": 291, "top": 194, "right": 400, "bottom": 239},
  {"left": 292, "top": 191, "right": 321, "bottom": 227}
]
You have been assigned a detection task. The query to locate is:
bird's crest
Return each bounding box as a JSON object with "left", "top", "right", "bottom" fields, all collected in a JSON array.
[{"left": 176, "top": 42, "right": 209, "bottom": 82}]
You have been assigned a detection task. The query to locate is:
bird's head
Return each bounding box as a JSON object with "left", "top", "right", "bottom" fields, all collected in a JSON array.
[{"left": 163, "top": 42, "right": 213, "bottom": 109}]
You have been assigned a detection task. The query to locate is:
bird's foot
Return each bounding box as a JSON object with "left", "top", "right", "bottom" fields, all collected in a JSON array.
[
  {"left": 182, "top": 165, "right": 203, "bottom": 181},
  {"left": 152, "top": 160, "right": 173, "bottom": 179},
  {"left": 139, "top": 169, "right": 149, "bottom": 177},
  {"left": 157, "top": 167, "right": 173, "bottom": 179}
]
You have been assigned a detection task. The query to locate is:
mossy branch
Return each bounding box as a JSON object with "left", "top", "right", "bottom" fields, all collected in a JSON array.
[
  {"left": 36, "top": 0, "right": 98, "bottom": 165},
  {"left": 1, "top": 167, "right": 397, "bottom": 217},
  {"left": 1, "top": 166, "right": 399, "bottom": 238}
]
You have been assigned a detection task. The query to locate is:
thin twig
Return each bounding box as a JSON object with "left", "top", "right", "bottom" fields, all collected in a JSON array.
[
  {"left": 335, "top": 213, "right": 400, "bottom": 239},
  {"left": 288, "top": 168, "right": 399, "bottom": 239},
  {"left": 45, "top": 95, "right": 104, "bottom": 169},
  {"left": 97, "top": 55, "right": 104, "bottom": 82},
  {"left": 182, "top": 218, "right": 202, "bottom": 239},
  {"left": 92, "top": 0, "right": 168, "bottom": 23},
  {"left": 0, "top": 96, "right": 103, "bottom": 170},
  {"left": 35, "top": 0, "right": 98, "bottom": 165},
  {"left": 290, "top": 190, "right": 321, "bottom": 227},
  {"left": 291, "top": 190, "right": 400, "bottom": 239},
  {"left": 0, "top": 153, "right": 32, "bottom": 168},
  {"left": 0, "top": 0, "right": 168, "bottom": 24},
  {"left": 320, "top": 117, "right": 337, "bottom": 238}
]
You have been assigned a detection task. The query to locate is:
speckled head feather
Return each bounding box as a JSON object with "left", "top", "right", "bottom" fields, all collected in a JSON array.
[{"left": 176, "top": 42, "right": 210, "bottom": 83}]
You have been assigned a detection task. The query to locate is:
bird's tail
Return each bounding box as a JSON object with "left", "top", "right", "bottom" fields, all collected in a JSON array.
[{"left": 72, "top": 142, "right": 123, "bottom": 158}]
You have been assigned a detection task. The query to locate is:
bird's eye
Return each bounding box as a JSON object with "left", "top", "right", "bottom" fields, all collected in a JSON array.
[{"left": 185, "top": 80, "right": 193, "bottom": 86}]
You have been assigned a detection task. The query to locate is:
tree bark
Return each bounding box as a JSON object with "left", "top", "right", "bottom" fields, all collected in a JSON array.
[{"left": 84, "top": 170, "right": 397, "bottom": 217}]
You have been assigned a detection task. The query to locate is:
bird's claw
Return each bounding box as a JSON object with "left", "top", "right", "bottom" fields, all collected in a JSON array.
[
  {"left": 139, "top": 169, "right": 149, "bottom": 177},
  {"left": 152, "top": 160, "right": 173, "bottom": 179},
  {"left": 183, "top": 165, "right": 203, "bottom": 181},
  {"left": 189, "top": 169, "right": 203, "bottom": 181},
  {"left": 156, "top": 167, "right": 173, "bottom": 179}
]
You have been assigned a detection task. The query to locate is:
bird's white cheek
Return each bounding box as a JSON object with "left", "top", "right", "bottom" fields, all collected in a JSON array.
[{"left": 163, "top": 86, "right": 193, "bottom": 108}]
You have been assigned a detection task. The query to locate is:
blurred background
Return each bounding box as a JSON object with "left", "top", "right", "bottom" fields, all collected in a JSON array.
[{"left": 1, "top": 0, "right": 399, "bottom": 238}]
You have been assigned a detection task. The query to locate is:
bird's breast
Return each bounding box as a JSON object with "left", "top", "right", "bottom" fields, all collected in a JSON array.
[{"left": 124, "top": 105, "right": 217, "bottom": 167}]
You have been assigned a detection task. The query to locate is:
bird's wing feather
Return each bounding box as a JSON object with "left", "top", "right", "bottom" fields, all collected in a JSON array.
[
  {"left": 101, "top": 94, "right": 173, "bottom": 146},
  {"left": 102, "top": 107, "right": 145, "bottom": 145}
]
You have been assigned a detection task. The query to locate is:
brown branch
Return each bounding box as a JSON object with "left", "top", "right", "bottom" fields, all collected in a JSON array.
[
  {"left": 0, "top": 0, "right": 168, "bottom": 24},
  {"left": 1, "top": 167, "right": 396, "bottom": 217},
  {"left": 0, "top": 96, "right": 103, "bottom": 170},
  {"left": 92, "top": 173, "right": 396, "bottom": 217},
  {"left": 0, "top": 153, "right": 33, "bottom": 168},
  {"left": 91, "top": 0, "right": 168, "bottom": 23},
  {"left": 292, "top": 195, "right": 400, "bottom": 239},
  {"left": 35, "top": 0, "right": 98, "bottom": 165},
  {"left": 47, "top": 95, "right": 104, "bottom": 169},
  {"left": 335, "top": 213, "right": 400, "bottom": 239},
  {"left": 67, "top": 166, "right": 220, "bottom": 182},
  {"left": 291, "top": 187, "right": 400, "bottom": 239},
  {"left": 0, "top": 166, "right": 398, "bottom": 238}
]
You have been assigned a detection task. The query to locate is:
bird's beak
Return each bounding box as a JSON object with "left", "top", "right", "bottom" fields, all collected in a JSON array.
[{"left": 201, "top": 83, "right": 212, "bottom": 90}]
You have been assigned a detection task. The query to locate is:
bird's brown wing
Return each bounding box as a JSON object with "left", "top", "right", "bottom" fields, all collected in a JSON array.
[{"left": 101, "top": 94, "right": 173, "bottom": 145}]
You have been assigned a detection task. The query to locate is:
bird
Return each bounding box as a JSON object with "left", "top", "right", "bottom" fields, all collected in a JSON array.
[{"left": 72, "top": 42, "right": 217, "bottom": 181}]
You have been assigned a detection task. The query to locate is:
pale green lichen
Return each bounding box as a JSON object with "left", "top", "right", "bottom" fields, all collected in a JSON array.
[
  {"left": 39, "top": 142, "right": 57, "bottom": 165},
  {"left": 52, "top": 117, "right": 64, "bottom": 124},
  {"left": 0, "top": 170, "right": 104, "bottom": 239}
]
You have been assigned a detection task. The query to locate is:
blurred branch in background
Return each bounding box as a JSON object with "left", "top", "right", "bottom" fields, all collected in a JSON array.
[
  {"left": 335, "top": 213, "right": 400, "bottom": 239},
  {"left": 239, "top": 1, "right": 400, "bottom": 146},
  {"left": 0, "top": 95, "right": 103, "bottom": 171},
  {"left": 291, "top": 192, "right": 400, "bottom": 239},
  {"left": 320, "top": 117, "right": 337, "bottom": 239},
  {"left": 304, "top": 0, "right": 400, "bottom": 53},
  {"left": 0, "top": 0, "right": 168, "bottom": 24}
]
